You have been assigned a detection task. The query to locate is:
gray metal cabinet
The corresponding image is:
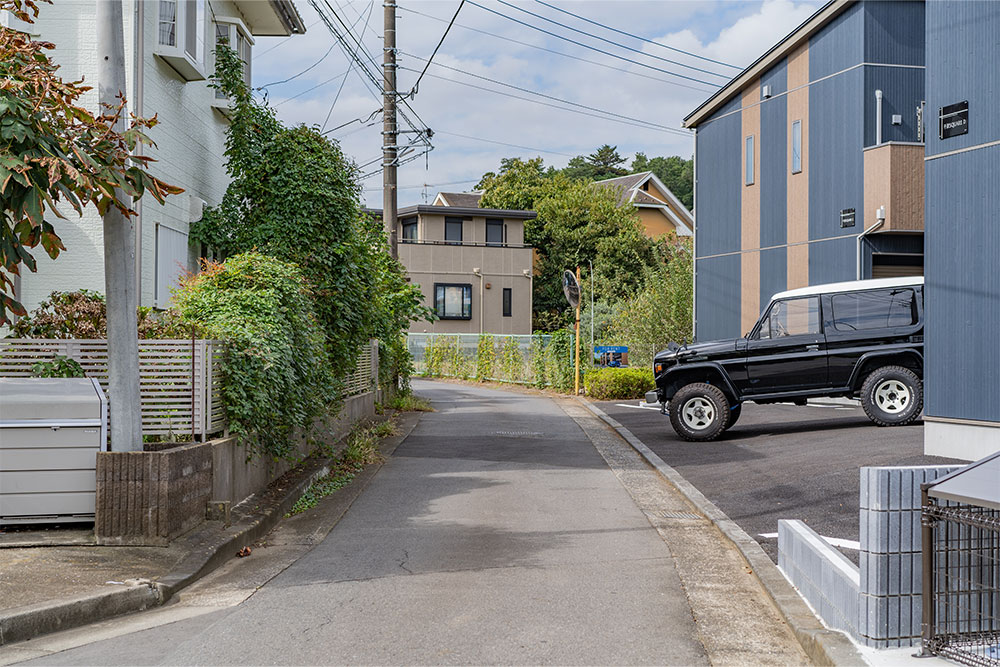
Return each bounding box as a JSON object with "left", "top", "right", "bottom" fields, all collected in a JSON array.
[{"left": 0, "top": 378, "right": 108, "bottom": 524}]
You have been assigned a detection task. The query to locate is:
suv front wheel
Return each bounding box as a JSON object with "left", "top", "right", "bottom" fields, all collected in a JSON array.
[
  {"left": 669, "top": 383, "right": 731, "bottom": 441},
  {"left": 860, "top": 366, "right": 923, "bottom": 426}
]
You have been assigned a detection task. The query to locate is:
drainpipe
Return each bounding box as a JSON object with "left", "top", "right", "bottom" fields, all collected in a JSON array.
[
  {"left": 133, "top": 0, "right": 145, "bottom": 302},
  {"left": 875, "top": 89, "right": 883, "bottom": 146},
  {"left": 473, "top": 267, "right": 483, "bottom": 333},
  {"left": 857, "top": 206, "right": 885, "bottom": 280}
]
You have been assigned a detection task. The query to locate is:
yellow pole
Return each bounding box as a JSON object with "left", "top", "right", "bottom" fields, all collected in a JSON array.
[{"left": 574, "top": 266, "right": 581, "bottom": 395}]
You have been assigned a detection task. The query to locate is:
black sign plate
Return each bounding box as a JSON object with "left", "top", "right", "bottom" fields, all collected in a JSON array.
[
  {"left": 939, "top": 101, "right": 969, "bottom": 139},
  {"left": 840, "top": 208, "right": 856, "bottom": 228}
]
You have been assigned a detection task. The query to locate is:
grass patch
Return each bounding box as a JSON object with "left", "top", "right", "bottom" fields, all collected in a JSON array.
[
  {"left": 286, "top": 416, "right": 395, "bottom": 516},
  {"left": 388, "top": 393, "right": 434, "bottom": 412}
]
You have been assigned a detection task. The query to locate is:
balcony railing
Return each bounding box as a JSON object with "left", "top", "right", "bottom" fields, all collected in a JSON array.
[{"left": 400, "top": 239, "right": 532, "bottom": 249}]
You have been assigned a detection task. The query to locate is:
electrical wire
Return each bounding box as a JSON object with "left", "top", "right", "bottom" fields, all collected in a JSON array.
[
  {"left": 408, "top": 0, "right": 466, "bottom": 97},
  {"left": 397, "top": 5, "right": 715, "bottom": 95},
  {"left": 364, "top": 178, "right": 479, "bottom": 192},
  {"left": 272, "top": 68, "right": 352, "bottom": 106},
  {"left": 399, "top": 50, "right": 685, "bottom": 135},
  {"left": 321, "top": 0, "right": 375, "bottom": 131},
  {"left": 397, "top": 66, "right": 690, "bottom": 137},
  {"left": 466, "top": 0, "right": 721, "bottom": 88},
  {"left": 533, "top": 0, "right": 740, "bottom": 70},
  {"left": 257, "top": 42, "right": 339, "bottom": 89},
  {"left": 433, "top": 130, "right": 576, "bottom": 157},
  {"left": 496, "top": 0, "right": 729, "bottom": 79}
]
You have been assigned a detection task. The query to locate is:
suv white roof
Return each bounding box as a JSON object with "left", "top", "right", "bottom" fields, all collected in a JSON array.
[{"left": 771, "top": 277, "right": 923, "bottom": 301}]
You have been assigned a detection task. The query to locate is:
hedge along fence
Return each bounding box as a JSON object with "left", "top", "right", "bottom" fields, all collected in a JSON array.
[{"left": 407, "top": 331, "right": 578, "bottom": 392}]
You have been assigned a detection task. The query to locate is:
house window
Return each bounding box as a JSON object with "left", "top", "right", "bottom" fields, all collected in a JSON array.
[
  {"left": 186, "top": 0, "right": 206, "bottom": 63},
  {"left": 791, "top": 120, "right": 802, "bottom": 174},
  {"left": 401, "top": 218, "right": 417, "bottom": 241},
  {"left": 745, "top": 135, "right": 755, "bottom": 186},
  {"left": 214, "top": 20, "right": 252, "bottom": 99},
  {"left": 445, "top": 217, "right": 463, "bottom": 244},
  {"left": 434, "top": 284, "right": 472, "bottom": 320},
  {"left": 159, "top": 0, "right": 177, "bottom": 46},
  {"left": 502, "top": 288, "right": 512, "bottom": 317},
  {"left": 155, "top": 0, "right": 207, "bottom": 80},
  {"left": 486, "top": 219, "right": 504, "bottom": 246}
]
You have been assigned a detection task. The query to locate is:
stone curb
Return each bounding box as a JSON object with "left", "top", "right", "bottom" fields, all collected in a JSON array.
[
  {"left": 0, "top": 411, "right": 421, "bottom": 648},
  {"left": 578, "top": 398, "right": 865, "bottom": 667}
]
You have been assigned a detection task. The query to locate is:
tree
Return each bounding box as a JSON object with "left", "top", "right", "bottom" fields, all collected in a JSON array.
[
  {"left": 631, "top": 152, "right": 693, "bottom": 210},
  {"left": 0, "top": 0, "right": 181, "bottom": 323},
  {"left": 561, "top": 144, "right": 628, "bottom": 181}
]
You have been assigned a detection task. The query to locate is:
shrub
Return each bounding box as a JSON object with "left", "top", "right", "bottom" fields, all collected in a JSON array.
[
  {"left": 8, "top": 290, "right": 185, "bottom": 339},
  {"left": 31, "top": 354, "right": 84, "bottom": 378},
  {"left": 171, "top": 252, "right": 335, "bottom": 460},
  {"left": 584, "top": 367, "right": 655, "bottom": 400}
]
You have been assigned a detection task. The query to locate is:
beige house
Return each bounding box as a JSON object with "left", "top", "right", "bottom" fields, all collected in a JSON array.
[
  {"left": 594, "top": 172, "right": 693, "bottom": 239},
  {"left": 370, "top": 198, "right": 536, "bottom": 335}
]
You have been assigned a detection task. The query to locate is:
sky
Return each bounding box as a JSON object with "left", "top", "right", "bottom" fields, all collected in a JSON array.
[{"left": 251, "top": 0, "right": 824, "bottom": 207}]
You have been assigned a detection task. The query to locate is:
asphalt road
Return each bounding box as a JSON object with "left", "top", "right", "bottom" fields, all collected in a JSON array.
[
  {"left": 596, "top": 399, "right": 962, "bottom": 563},
  {"left": 20, "top": 381, "right": 712, "bottom": 666}
]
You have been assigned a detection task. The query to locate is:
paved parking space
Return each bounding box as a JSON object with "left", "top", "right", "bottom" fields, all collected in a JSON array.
[{"left": 595, "top": 400, "right": 963, "bottom": 563}]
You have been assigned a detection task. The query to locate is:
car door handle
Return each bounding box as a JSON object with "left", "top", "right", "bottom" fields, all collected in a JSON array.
[{"left": 806, "top": 344, "right": 819, "bottom": 351}]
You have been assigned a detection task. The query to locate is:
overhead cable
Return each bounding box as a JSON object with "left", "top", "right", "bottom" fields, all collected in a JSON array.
[
  {"left": 397, "top": 5, "right": 714, "bottom": 94},
  {"left": 272, "top": 68, "right": 352, "bottom": 106},
  {"left": 398, "top": 50, "right": 683, "bottom": 135},
  {"left": 408, "top": 0, "right": 466, "bottom": 97},
  {"left": 466, "top": 0, "right": 721, "bottom": 88},
  {"left": 322, "top": 0, "right": 376, "bottom": 131},
  {"left": 434, "top": 130, "right": 577, "bottom": 157},
  {"left": 533, "top": 0, "right": 740, "bottom": 70}
]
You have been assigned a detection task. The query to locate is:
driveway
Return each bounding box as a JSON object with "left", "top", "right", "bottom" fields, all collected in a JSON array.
[{"left": 594, "top": 400, "right": 962, "bottom": 562}]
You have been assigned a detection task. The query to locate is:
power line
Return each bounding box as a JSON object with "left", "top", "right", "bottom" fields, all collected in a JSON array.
[
  {"left": 408, "top": 0, "right": 466, "bottom": 97},
  {"left": 533, "top": 0, "right": 739, "bottom": 70},
  {"left": 272, "top": 68, "right": 352, "bottom": 106},
  {"left": 364, "top": 178, "right": 479, "bottom": 192},
  {"left": 466, "top": 0, "right": 721, "bottom": 88},
  {"left": 397, "top": 5, "right": 715, "bottom": 95},
  {"left": 399, "top": 50, "right": 683, "bottom": 135},
  {"left": 398, "top": 66, "right": 690, "bottom": 136},
  {"left": 258, "top": 42, "right": 339, "bottom": 89},
  {"left": 322, "top": 0, "right": 375, "bottom": 131},
  {"left": 491, "top": 0, "right": 728, "bottom": 81},
  {"left": 434, "top": 130, "right": 576, "bottom": 157}
]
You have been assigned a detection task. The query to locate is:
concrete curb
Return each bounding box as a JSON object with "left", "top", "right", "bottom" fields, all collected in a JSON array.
[
  {"left": 579, "top": 398, "right": 865, "bottom": 667},
  {"left": 0, "top": 410, "right": 422, "bottom": 648}
]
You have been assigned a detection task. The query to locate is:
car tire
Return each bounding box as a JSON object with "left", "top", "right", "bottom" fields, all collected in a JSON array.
[
  {"left": 860, "top": 366, "right": 923, "bottom": 426},
  {"left": 669, "top": 383, "right": 730, "bottom": 441},
  {"left": 723, "top": 403, "right": 742, "bottom": 431}
]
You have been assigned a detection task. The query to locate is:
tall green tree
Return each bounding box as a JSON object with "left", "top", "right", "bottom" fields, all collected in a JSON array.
[
  {"left": 561, "top": 144, "right": 629, "bottom": 181},
  {"left": 631, "top": 153, "right": 694, "bottom": 210}
]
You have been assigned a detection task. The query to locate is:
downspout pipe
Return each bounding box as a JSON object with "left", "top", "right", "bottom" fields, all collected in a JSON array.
[
  {"left": 857, "top": 207, "right": 885, "bottom": 280},
  {"left": 875, "top": 89, "right": 883, "bottom": 146}
]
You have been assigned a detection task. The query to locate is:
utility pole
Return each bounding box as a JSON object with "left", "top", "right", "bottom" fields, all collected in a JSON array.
[
  {"left": 97, "top": 0, "right": 142, "bottom": 451},
  {"left": 574, "top": 265, "right": 581, "bottom": 395},
  {"left": 383, "top": 0, "right": 398, "bottom": 258}
]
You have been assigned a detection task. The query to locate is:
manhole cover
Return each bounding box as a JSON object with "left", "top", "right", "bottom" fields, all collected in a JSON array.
[
  {"left": 494, "top": 431, "right": 543, "bottom": 437},
  {"left": 646, "top": 510, "right": 702, "bottom": 520}
]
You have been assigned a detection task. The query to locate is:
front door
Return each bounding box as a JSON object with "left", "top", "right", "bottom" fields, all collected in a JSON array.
[{"left": 744, "top": 296, "right": 828, "bottom": 395}]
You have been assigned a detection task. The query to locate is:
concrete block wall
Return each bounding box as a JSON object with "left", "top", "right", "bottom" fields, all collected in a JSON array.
[
  {"left": 858, "top": 465, "right": 962, "bottom": 647},
  {"left": 779, "top": 520, "right": 860, "bottom": 637}
]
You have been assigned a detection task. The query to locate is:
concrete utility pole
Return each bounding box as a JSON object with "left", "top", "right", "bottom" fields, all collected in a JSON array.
[
  {"left": 383, "top": 0, "right": 398, "bottom": 258},
  {"left": 98, "top": 0, "right": 143, "bottom": 452}
]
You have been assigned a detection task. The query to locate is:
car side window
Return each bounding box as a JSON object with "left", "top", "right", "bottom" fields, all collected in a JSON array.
[
  {"left": 832, "top": 288, "right": 916, "bottom": 331},
  {"left": 758, "top": 297, "right": 820, "bottom": 339}
]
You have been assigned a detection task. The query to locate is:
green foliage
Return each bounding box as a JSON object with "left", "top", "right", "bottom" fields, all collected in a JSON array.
[
  {"left": 561, "top": 144, "right": 628, "bottom": 181},
  {"left": 604, "top": 238, "right": 694, "bottom": 368},
  {"left": 544, "top": 330, "right": 576, "bottom": 392},
  {"left": 530, "top": 336, "right": 548, "bottom": 388},
  {"left": 584, "top": 367, "right": 655, "bottom": 400},
  {"left": 171, "top": 253, "right": 335, "bottom": 460},
  {"left": 475, "top": 334, "right": 495, "bottom": 381},
  {"left": 287, "top": 467, "right": 357, "bottom": 516},
  {"left": 423, "top": 335, "right": 473, "bottom": 379},
  {"left": 30, "top": 354, "right": 84, "bottom": 378},
  {"left": 192, "top": 45, "right": 428, "bottom": 385},
  {"left": 631, "top": 153, "right": 693, "bottom": 211},
  {"left": 0, "top": 0, "right": 182, "bottom": 323},
  {"left": 7, "top": 289, "right": 187, "bottom": 339},
  {"left": 496, "top": 336, "right": 523, "bottom": 382},
  {"left": 387, "top": 392, "right": 433, "bottom": 412}
]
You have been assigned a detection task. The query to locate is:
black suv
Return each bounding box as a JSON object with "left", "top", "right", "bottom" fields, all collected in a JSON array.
[{"left": 648, "top": 278, "right": 925, "bottom": 441}]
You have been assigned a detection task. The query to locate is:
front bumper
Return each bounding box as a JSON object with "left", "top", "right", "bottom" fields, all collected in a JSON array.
[{"left": 645, "top": 390, "right": 660, "bottom": 405}]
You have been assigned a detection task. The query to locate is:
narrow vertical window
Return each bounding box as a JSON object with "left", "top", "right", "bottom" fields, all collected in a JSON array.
[
  {"left": 502, "top": 288, "right": 512, "bottom": 317},
  {"left": 445, "top": 217, "right": 463, "bottom": 244},
  {"left": 745, "top": 135, "right": 755, "bottom": 186},
  {"left": 791, "top": 120, "right": 802, "bottom": 174},
  {"left": 159, "top": 0, "right": 177, "bottom": 46},
  {"left": 486, "top": 220, "right": 504, "bottom": 246}
]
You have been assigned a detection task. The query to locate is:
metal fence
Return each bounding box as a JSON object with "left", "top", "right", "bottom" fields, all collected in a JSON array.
[
  {"left": 921, "top": 498, "right": 1000, "bottom": 666},
  {"left": 407, "top": 333, "right": 568, "bottom": 386},
  {"left": 0, "top": 338, "right": 224, "bottom": 439},
  {"left": 344, "top": 339, "right": 379, "bottom": 396}
]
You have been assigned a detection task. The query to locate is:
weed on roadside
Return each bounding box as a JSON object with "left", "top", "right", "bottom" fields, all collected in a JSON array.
[
  {"left": 388, "top": 393, "right": 434, "bottom": 412},
  {"left": 286, "top": 416, "right": 396, "bottom": 516}
]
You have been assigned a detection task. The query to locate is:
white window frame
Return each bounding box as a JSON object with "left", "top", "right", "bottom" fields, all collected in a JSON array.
[
  {"left": 211, "top": 18, "right": 254, "bottom": 109},
  {"left": 791, "top": 120, "right": 802, "bottom": 174},
  {"left": 154, "top": 0, "right": 208, "bottom": 81}
]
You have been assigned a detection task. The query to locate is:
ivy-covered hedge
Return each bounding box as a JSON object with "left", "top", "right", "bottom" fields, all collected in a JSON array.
[
  {"left": 583, "top": 367, "right": 655, "bottom": 400},
  {"left": 172, "top": 253, "right": 335, "bottom": 460}
]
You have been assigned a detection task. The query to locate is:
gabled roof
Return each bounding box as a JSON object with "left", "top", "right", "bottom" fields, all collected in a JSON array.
[
  {"left": 593, "top": 171, "right": 694, "bottom": 236},
  {"left": 435, "top": 192, "right": 483, "bottom": 208}
]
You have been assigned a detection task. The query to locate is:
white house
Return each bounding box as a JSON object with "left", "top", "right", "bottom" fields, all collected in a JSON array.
[{"left": 3, "top": 0, "right": 304, "bottom": 313}]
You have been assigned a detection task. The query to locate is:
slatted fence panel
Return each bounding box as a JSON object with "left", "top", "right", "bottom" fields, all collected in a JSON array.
[{"left": 0, "top": 339, "right": 225, "bottom": 438}]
